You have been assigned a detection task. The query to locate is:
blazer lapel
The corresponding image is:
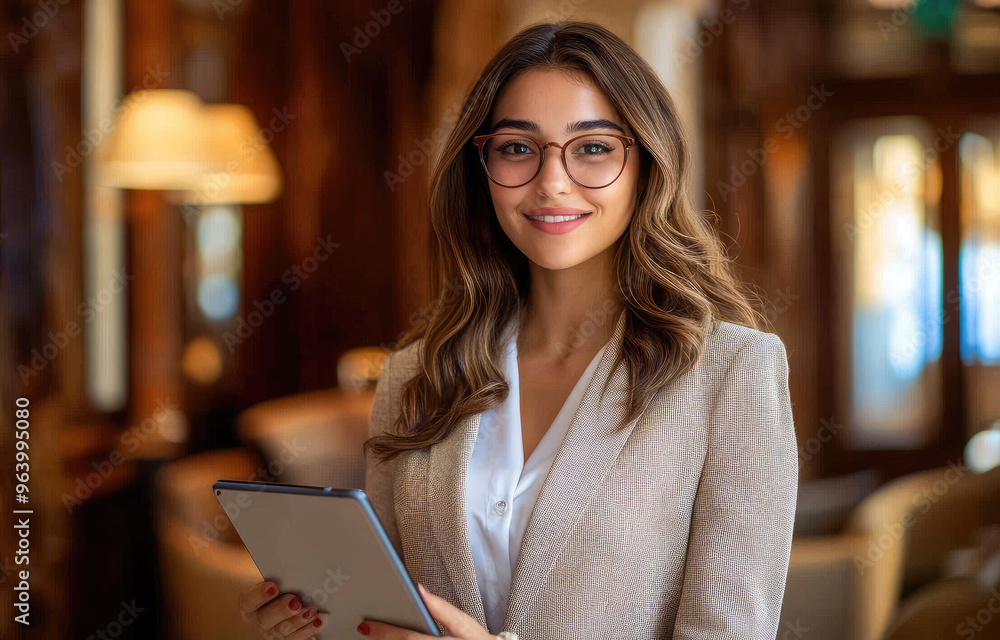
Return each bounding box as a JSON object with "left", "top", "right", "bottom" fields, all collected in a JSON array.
[
  {"left": 427, "top": 410, "right": 488, "bottom": 627},
  {"left": 502, "top": 309, "right": 645, "bottom": 631}
]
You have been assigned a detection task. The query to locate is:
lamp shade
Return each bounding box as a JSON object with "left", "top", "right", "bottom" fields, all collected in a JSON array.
[
  {"left": 177, "top": 104, "right": 283, "bottom": 205},
  {"left": 97, "top": 90, "right": 212, "bottom": 190},
  {"left": 96, "top": 90, "right": 283, "bottom": 204}
]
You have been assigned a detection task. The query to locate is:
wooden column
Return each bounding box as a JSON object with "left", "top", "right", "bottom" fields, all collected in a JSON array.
[{"left": 124, "top": 0, "right": 185, "bottom": 458}]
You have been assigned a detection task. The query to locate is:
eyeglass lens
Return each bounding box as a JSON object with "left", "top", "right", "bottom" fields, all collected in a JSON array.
[{"left": 480, "top": 134, "right": 626, "bottom": 188}]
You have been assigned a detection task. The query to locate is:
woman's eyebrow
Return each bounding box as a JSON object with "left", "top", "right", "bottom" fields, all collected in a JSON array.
[{"left": 490, "top": 117, "right": 627, "bottom": 135}]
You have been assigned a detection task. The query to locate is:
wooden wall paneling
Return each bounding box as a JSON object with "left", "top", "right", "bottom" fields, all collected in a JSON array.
[
  {"left": 293, "top": 0, "right": 395, "bottom": 387},
  {"left": 287, "top": 0, "right": 336, "bottom": 391},
  {"left": 232, "top": 1, "right": 435, "bottom": 399},
  {"left": 938, "top": 122, "right": 967, "bottom": 457},
  {"left": 123, "top": 0, "right": 186, "bottom": 459},
  {"left": 385, "top": 2, "right": 437, "bottom": 346},
  {"left": 231, "top": 1, "right": 295, "bottom": 403},
  {"left": 757, "top": 3, "right": 826, "bottom": 478},
  {"left": 704, "top": 0, "right": 827, "bottom": 476},
  {"left": 2, "top": 5, "right": 86, "bottom": 638},
  {"left": 36, "top": 3, "right": 86, "bottom": 411}
]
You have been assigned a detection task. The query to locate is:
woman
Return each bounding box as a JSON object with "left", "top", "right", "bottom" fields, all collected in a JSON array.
[{"left": 239, "top": 20, "right": 797, "bottom": 640}]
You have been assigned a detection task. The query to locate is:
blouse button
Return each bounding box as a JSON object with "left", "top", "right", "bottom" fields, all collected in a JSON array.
[{"left": 494, "top": 499, "right": 507, "bottom": 515}]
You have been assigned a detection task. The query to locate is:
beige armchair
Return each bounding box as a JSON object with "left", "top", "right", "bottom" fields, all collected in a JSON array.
[
  {"left": 155, "top": 448, "right": 267, "bottom": 640},
  {"left": 233, "top": 344, "right": 388, "bottom": 488},
  {"left": 236, "top": 388, "right": 375, "bottom": 488},
  {"left": 884, "top": 575, "right": 1000, "bottom": 640},
  {"left": 779, "top": 534, "right": 876, "bottom": 640},
  {"left": 845, "top": 463, "right": 1000, "bottom": 640}
]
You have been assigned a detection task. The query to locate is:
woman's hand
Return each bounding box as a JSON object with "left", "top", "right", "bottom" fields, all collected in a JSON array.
[
  {"left": 359, "top": 583, "right": 497, "bottom": 639},
  {"left": 238, "top": 580, "right": 330, "bottom": 639}
]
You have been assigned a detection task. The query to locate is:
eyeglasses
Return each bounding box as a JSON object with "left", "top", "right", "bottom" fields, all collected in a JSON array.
[{"left": 472, "top": 132, "right": 636, "bottom": 189}]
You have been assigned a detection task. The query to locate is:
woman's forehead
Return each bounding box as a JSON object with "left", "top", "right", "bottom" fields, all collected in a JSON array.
[{"left": 490, "top": 69, "right": 629, "bottom": 134}]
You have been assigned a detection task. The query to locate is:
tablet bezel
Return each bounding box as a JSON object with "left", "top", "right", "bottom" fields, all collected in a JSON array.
[{"left": 212, "top": 479, "right": 441, "bottom": 637}]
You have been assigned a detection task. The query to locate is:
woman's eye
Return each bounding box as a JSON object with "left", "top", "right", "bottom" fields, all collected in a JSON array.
[
  {"left": 498, "top": 141, "right": 533, "bottom": 155},
  {"left": 573, "top": 141, "right": 613, "bottom": 155}
]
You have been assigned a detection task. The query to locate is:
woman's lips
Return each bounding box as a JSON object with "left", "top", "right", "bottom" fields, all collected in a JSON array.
[
  {"left": 522, "top": 210, "right": 591, "bottom": 235},
  {"left": 524, "top": 207, "right": 589, "bottom": 220}
]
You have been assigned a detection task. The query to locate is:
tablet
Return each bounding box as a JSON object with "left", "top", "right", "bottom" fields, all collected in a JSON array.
[{"left": 213, "top": 480, "right": 441, "bottom": 638}]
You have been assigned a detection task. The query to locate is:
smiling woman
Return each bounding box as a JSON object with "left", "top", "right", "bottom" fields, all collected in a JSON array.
[
  {"left": 476, "top": 68, "right": 642, "bottom": 275},
  {"left": 238, "top": 19, "right": 797, "bottom": 640}
]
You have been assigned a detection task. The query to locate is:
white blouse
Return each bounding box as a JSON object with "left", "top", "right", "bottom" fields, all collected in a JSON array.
[{"left": 464, "top": 327, "right": 610, "bottom": 634}]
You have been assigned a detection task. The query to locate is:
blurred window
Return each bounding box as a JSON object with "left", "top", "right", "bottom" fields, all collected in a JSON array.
[
  {"left": 833, "top": 116, "right": 1000, "bottom": 449},
  {"left": 959, "top": 124, "right": 1000, "bottom": 433},
  {"left": 832, "top": 118, "right": 943, "bottom": 448}
]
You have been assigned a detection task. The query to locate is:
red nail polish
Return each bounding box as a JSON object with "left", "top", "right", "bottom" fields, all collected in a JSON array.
[
  {"left": 302, "top": 608, "right": 314, "bottom": 620},
  {"left": 357, "top": 621, "right": 370, "bottom": 636},
  {"left": 265, "top": 586, "right": 277, "bottom": 596},
  {"left": 289, "top": 598, "right": 301, "bottom": 611},
  {"left": 313, "top": 618, "right": 324, "bottom": 628}
]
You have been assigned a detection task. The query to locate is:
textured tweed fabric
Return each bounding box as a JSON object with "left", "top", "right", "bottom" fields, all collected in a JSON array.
[{"left": 364, "top": 311, "right": 798, "bottom": 639}]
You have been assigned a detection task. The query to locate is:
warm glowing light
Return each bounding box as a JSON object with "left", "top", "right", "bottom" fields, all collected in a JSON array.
[
  {"left": 97, "top": 91, "right": 282, "bottom": 203},
  {"left": 97, "top": 90, "right": 212, "bottom": 190},
  {"left": 179, "top": 104, "right": 283, "bottom": 205},
  {"left": 181, "top": 336, "right": 224, "bottom": 385}
]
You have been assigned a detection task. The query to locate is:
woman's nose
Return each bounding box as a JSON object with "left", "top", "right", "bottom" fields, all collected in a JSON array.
[{"left": 535, "top": 146, "right": 572, "bottom": 195}]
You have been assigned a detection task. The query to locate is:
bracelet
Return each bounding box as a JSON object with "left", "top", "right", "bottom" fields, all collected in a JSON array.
[{"left": 496, "top": 633, "right": 519, "bottom": 640}]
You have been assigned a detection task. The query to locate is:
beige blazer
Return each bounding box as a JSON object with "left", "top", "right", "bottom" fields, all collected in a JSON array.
[{"left": 365, "top": 311, "right": 797, "bottom": 639}]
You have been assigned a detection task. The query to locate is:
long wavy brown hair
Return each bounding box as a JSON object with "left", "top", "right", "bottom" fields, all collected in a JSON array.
[{"left": 365, "top": 21, "right": 763, "bottom": 464}]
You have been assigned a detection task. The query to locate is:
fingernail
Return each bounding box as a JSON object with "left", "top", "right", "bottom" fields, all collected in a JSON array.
[
  {"left": 313, "top": 618, "right": 324, "bottom": 629},
  {"left": 289, "top": 597, "right": 301, "bottom": 611},
  {"left": 357, "top": 621, "right": 371, "bottom": 636},
  {"left": 266, "top": 586, "right": 277, "bottom": 596},
  {"left": 417, "top": 583, "right": 426, "bottom": 594},
  {"left": 302, "top": 608, "right": 314, "bottom": 620}
]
